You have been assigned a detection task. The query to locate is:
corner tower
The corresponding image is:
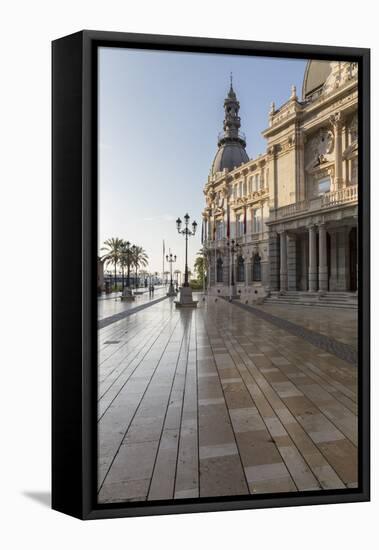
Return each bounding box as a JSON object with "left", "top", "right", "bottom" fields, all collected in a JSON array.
[{"left": 211, "top": 76, "right": 249, "bottom": 176}]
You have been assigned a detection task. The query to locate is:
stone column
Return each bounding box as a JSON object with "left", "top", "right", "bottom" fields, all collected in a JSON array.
[
  {"left": 298, "top": 130, "right": 306, "bottom": 201},
  {"left": 280, "top": 231, "right": 288, "bottom": 292},
  {"left": 298, "top": 233, "right": 308, "bottom": 291},
  {"left": 245, "top": 257, "right": 249, "bottom": 287},
  {"left": 318, "top": 223, "right": 328, "bottom": 291},
  {"left": 287, "top": 233, "right": 297, "bottom": 291},
  {"left": 329, "top": 230, "right": 337, "bottom": 291},
  {"left": 355, "top": 220, "right": 359, "bottom": 293},
  {"left": 308, "top": 225, "right": 318, "bottom": 292},
  {"left": 331, "top": 112, "right": 343, "bottom": 189},
  {"left": 269, "top": 231, "right": 280, "bottom": 291}
]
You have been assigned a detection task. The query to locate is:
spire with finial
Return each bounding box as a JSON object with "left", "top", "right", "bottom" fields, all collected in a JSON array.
[
  {"left": 227, "top": 71, "right": 236, "bottom": 99},
  {"left": 211, "top": 76, "right": 249, "bottom": 175},
  {"left": 219, "top": 76, "right": 244, "bottom": 144}
]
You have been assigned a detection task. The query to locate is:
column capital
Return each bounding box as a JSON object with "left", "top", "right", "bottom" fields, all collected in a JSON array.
[{"left": 330, "top": 111, "right": 344, "bottom": 129}]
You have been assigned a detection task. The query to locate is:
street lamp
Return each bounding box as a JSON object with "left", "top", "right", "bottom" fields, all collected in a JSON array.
[
  {"left": 176, "top": 213, "right": 197, "bottom": 287},
  {"left": 166, "top": 250, "right": 177, "bottom": 296},
  {"left": 123, "top": 240, "right": 132, "bottom": 288},
  {"left": 131, "top": 244, "right": 137, "bottom": 288},
  {"left": 175, "top": 213, "right": 198, "bottom": 308},
  {"left": 226, "top": 239, "right": 240, "bottom": 301}
]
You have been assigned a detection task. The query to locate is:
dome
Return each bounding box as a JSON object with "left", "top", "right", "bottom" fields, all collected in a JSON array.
[
  {"left": 211, "top": 142, "right": 249, "bottom": 175},
  {"left": 302, "top": 60, "right": 333, "bottom": 100},
  {"left": 211, "top": 79, "right": 249, "bottom": 176}
]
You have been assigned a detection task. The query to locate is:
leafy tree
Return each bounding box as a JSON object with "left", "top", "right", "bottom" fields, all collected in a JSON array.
[
  {"left": 101, "top": 237, "right": 124, "bottom": 288},
  {"left": 131, "top": 246, "right": 149, "bottom": 288},
  {"left": 194, "top": 248, "right": 208, "bottom": 284}
]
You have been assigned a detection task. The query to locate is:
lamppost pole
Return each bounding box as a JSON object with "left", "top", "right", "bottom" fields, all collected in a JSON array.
[
  {"left": 175, "top": 213, "right": 198, "bottom": 308},
  {"left": 227, "top": 239, "right": 240, "bottom": 301},
  {"left": 124, "top": 240, "right": 131, "bottom": 288},
  {"left": 166, "top": 250, "right": 177, "bottom": 296}
]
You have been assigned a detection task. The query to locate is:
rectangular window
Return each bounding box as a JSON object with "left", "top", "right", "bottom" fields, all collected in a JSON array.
[
  {"left": 252, "top": 208, "right": 262, "bottom": 234},
  {"left": 253, "top": 174, "right": 259, "bottom": 192},
  {"left": 351, "top": 158, "right": 358, "bottom": 184},
  {"left": 216, "top": 220, "right": 224, "bottom": 240},
  {"left": 236, "top": 214, "right": 244, "bottom": 237},
  {"left": 233, "top": 185, "right": 237, "bottom": 199},
  {"left": 318, "top": 176, "right": 331, "bottom": 195}
]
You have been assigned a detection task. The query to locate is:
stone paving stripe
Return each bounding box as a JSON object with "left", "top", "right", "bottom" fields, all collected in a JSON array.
[
  {"left": 98, "top": 295, "right": 169, "bottom": 329},
  {"left": 227, "top": 299, "right": 357, "bottom": 365}
]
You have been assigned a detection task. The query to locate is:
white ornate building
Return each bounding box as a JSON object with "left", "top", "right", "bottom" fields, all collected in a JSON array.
[{"left": 203, "top": 61, "right": 358, "bottom": 303}]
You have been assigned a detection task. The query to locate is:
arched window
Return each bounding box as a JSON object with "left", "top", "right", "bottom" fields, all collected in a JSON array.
[
  {"left": 252, "top": 254, "right": 262, "bottom": 281},
  {"left": 216, "top": 257, "right": 223, "bottom": 283},
  {"left": 237, "top": 256, "right": 245, "bottom": 282}
]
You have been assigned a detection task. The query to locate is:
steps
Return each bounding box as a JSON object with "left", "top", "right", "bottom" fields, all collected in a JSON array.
[{"left": 264, "top": 291, "right": 358, "bottom": 309}]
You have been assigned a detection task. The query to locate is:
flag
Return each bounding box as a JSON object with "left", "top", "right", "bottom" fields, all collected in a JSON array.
[{"left": 227, "top": 203, "right": 230, "bottom": 239}]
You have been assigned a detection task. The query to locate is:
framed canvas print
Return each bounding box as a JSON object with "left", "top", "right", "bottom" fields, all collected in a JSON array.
[{"left": 52, "top": 30, "right": 370, "bottom": 519}]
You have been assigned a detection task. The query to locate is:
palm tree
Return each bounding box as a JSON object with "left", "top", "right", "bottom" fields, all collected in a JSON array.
[
  {"left": 131, "top": 246, "right": 149, "bottom": 288},
  {"left": 119, "top": 240, "right": 133, "bottom": 288},
  {"left": 101, "top": 237, "right": 124, "bottom": 289},
  {"left": 194, "top": 248, "right": 208, "bottom": 284}
]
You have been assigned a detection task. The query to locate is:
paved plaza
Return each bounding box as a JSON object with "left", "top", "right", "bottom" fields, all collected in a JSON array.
[{"left": 97, "top": 295, "right": 358, "bottom": 503}]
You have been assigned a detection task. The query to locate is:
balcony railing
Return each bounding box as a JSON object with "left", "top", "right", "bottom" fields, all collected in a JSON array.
[
  {"left": 271, "top": 184, "right": 358, "bottom": 221},
  {"left": 321, "top": 184, "right": 358, "bottom": 207},
  {"left": 275, "top": 200, "right": 309, "bottom": 219},
  {"left": 217, "top": 130, "right": 246, "bottom": 143}
]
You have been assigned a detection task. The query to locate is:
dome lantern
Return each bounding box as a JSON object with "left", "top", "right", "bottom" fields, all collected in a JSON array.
[{"left": 211, "top": 77, "right": 249, "bottom": 175}]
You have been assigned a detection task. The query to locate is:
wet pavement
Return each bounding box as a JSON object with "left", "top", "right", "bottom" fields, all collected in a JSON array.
[
  {"left": 97, "top": 294, "right": 358, "bottom": 503},
  {"left": 98, "top": 285, "right": 167, "bottom": 320}
]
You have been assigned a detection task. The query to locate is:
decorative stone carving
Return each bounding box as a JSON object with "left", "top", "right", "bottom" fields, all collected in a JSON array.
[
  {"left": 343, "top": 113, "right": 358, "bottom": 160},
  {"left": 349, "top": 113, "right": 358, "bottom": 143},
  {"left": 305, "top": 127, "right": 335, "bottom": 172},
  {"left": 323, "top": 62, "right": 358, "bottom": 95}
]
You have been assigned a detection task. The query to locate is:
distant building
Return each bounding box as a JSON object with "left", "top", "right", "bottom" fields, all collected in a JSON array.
[
  {"left": 97, "top": 258, "right": 105, "bottom": 292},
  {"left": 203, "top": 61, "right": 358, "bottom": 302}
]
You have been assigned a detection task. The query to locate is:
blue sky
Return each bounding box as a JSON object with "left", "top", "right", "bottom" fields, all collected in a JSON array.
[{"left": 98, "top": 47, "right": 307, "bottom": 275}]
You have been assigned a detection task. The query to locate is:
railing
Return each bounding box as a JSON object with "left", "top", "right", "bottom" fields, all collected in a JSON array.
[
  {"left": 321, "top": 184, "right": 358, "bottom": 208},
  {"left": 217, "top": 130, "right": 246, "bottom": 143},
  {"left": 271, "top": 185, "right": 358, "bottom": 221},
  {"left": 275, "top": 200, "right": 309, "bottom": 220}
]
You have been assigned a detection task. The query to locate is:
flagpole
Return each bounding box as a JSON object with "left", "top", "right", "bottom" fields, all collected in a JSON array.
[{"left": 162, "top": 239, "right": 165, "bottom": 287}]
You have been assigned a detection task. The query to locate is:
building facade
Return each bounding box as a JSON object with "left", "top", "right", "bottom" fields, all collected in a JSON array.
[{"left": 203, "top": 61, "right": 358, "bottom": 301}]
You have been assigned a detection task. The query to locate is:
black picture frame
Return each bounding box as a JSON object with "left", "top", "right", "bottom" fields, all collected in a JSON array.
[{"left": 52, "top": 30, "right": 370, "bottom": 520}]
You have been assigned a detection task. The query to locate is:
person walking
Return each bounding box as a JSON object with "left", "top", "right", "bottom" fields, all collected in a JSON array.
[{"left": 151, "top": 284, "right": 155, "bottom": 296}]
